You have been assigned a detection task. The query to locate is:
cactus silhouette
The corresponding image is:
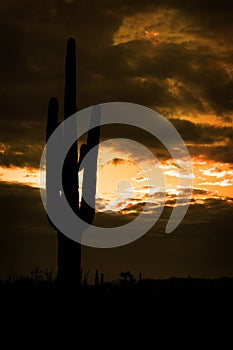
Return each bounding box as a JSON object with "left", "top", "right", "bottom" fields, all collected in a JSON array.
[
  {"left": 46, "top": 38, "right": 100, "bottom": 287},
  {"left": 139, "top": 272, "right": 142, "bottom": 282},
  {"left": 100, "top": 272, "right": 104, "bottom": 285},
  {"left": 95, "top": 269, "right": 99, "bottom": 286}
]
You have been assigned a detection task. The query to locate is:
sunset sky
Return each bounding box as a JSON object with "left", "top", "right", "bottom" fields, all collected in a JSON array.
[{"left": 0, "top": 0, "right": 232, "bottom": 281}]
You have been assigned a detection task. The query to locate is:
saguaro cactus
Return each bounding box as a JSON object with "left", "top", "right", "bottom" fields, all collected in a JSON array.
[
  {"left": 46, "top": 38, "right": 100, "bottom": 287},
  {"left": 95, "top": 269, "right": 99, "bottom": 286}
]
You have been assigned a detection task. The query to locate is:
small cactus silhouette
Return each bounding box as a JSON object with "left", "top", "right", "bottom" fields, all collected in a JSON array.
[
  {"left": 100, "top": 272, "right": 104, "bottom": 285},
  {"left": 95, "top": 269, "right": 99, "bottom": 286},
  {"left": 139, "top": 272, "right": 142, "bottom": 282},
  {"left": 46, "top": 38, "right": 100, "bottom": 286},
  {"left": 119, "top": 271, "right": 136, "bottom": 286}
]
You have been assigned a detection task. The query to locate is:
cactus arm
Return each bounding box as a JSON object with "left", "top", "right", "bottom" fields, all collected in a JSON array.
[
  {"left": 79, "top": 105, "right": 100, "bottom": 224},
  {"left": 62, "top": 37, "right": 79, "bottom": 216},
  {"left": 77, "top": 143, "right": 88, "bottom": 171},
  {"left": 46, "top": 97, "right": 60, "bottom": 230}
]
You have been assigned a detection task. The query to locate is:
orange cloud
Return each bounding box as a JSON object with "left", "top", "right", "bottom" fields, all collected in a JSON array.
[{"left": 145, "top": 30, "right": 159, "bottom": 43}]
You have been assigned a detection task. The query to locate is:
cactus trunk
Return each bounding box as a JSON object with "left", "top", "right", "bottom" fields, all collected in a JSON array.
[{"left": 46, "top": 38, "right": 100, "bottom": 287}]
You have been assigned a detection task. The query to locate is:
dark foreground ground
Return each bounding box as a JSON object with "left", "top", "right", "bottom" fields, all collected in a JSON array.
[{"left": 1, "top": 277, "right": 233, "bottom": 347}]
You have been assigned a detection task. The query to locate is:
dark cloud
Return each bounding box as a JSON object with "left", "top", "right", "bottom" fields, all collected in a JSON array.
[
  {"left": 0, "top": 0, "right": 233, "bottom": 279},
  {"left": 192, "top": 188, "right": 208, "bottom": 195},
  {"left": 99, "top": 120, "right": 232, "bottom": 164},
  {"left": 0, "top": 182, "right": 56, "bottom": 278},
  {"left": 94, "top": 40, "right": 233, "bottom": 116},
  {"left": 170, "top": 119, "right": 232, "bottom": 144},
  {"left": 193, "top": 140, "right": 233, "bottom": 164},
  {"left": 111, "top": 158, "right": 127, "bottom": 166},
  {"left": 85, "top": 196, "right": 233, "bottom": 279},
  {"left": 1, "top": 181, "right": 232, "bottom": 280},
  {"left": 0, "top": 121, "right": 44, "bottom": 168},
  {"left": 0, "top": 182, "right": 50, "bottom": 235},
  {"left": 0, "top": 0, "right": 232, "bottom": 145},
  {"left": 0, "top": 0, "right": 232, "bottom": 120},
  {"left": 0, "top": 143, "right": 43, "bottom": 168}
]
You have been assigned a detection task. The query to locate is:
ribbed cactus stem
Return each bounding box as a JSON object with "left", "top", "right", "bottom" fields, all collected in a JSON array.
[
  {"left": 57, "top": 37, "right": 81, "bottom": 286},
  {"left": 63, "top": 37, "right": 78, "bottom": 215},
  {"left": 79, "top": 105, "right": 100, "bottom": 223},
  {"left": 46, "top": 38, "right": 100, "bottom": 287}
]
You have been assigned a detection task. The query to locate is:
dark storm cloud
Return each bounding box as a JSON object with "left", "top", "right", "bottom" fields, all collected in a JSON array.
[
  {"left": 135, "top": 42, "right": 233, "bottom": 116},
  {"left": 0, "top": 181, "right": 233, "bottom": 279},
  {"left": 90, "top": 195, "right": 233, "bottom": 279},
  {"left": 85, "top": 43, "right": 232, "bottom": 117},
  {"left": 118, "top": 196, "right": 233, "bottom": 233},
  {"left": 114, "top": 188, "right": 207, "bottom": 216},
  {"left": 111, "top": 0, "right": 233, "bottom": 29},
  {"left": 0, "top": 0, "right": 232, "bottom": 164},
  {"left": 1, "top": 0, "right": 232, "bottom": 119},
  {"left": 167, "top": 120, "right": 233, "bottom": 163},
  {"left": 0, "top": 121, "right": 44, "bottom": 168},
  {"left": 169, "top": 120, "right": 233, "bottom": 163},
  {"left": 191, "top": 140, "right": 233, "bottom": 164},
  {"left": 0, "top": 143, "right": 43, "bottom": 168},
  {"left": 0, "top": 120, "right": 43, "bottom": 144},
  {"left": 0, "top": 0, "right": 121, "bottom": 116},
  {"left": 170, "top": 119, "right": 232, "bottom": 144},
  {"left": 99, "top": 120, "right": 232, "bottom": 164},
  {"left": 0, "top": 0, "right": 233, "bottom": 281},
  {"left": 0, "top": 182, "right": 56, "bottom": 278},
  {"left": 0, "top": 182, "right": 49, "bottom": 234}
]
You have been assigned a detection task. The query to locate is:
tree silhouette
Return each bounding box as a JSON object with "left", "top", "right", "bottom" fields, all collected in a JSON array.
[{"left": 46, "top": 38, "right": 100, "bottom": 287}]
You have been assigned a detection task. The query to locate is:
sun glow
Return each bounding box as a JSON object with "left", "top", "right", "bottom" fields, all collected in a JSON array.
[
  {"left": 0, "top": 166, "right": 43, "bottom": 188},
  {"left": 1, "top": 148, "right": 232, "bottom": 212}
]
